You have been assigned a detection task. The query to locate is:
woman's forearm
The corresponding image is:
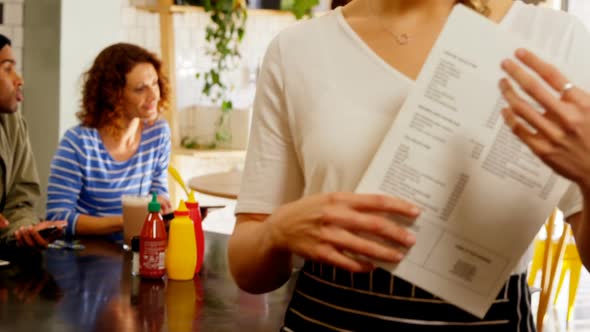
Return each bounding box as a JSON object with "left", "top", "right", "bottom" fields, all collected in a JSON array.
[
  {"left": 228, "top": 219, "right": 293, "bottom": 294},
  {"left": 571, "top": 191, "right": 590, "bottom": 270},
  {"left": 575, "top": 208, "right": 590, "bottom": 270},
  {"left": 75, "top": 215, "right": 123, "bottom": 235}
]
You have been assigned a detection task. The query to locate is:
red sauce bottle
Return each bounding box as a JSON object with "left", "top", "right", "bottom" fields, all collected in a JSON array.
[
  {"left": 139, "top": 192, "right": 167, "bottom": 279},
  {"left": 185, "top": 190, "right": 205, "bottom": 275}
]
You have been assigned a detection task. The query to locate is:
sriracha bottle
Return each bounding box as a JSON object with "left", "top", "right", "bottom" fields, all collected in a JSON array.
[{"left": 139, "top": 192, "right": 167, "bottom": 279}]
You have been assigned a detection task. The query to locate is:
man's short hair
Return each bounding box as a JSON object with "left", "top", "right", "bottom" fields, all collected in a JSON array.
[{"left": 0, "top": 34, "right": 11, "bottom": 50}]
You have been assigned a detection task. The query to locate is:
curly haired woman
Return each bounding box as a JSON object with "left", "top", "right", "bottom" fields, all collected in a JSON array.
[
  {"left": 46, "top": 43, "right": 172, "bottom": 242},
  {"left": 229, "top": 0, "right": 590, "bottom": 330}
]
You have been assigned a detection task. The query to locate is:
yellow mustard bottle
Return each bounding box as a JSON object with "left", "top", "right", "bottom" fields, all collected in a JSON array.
[{"left": 166, "top": 200, "right": 197, "bottom": 280}]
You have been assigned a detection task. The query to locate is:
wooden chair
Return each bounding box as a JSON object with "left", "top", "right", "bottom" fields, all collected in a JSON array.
[
  {"left": 553, "top": 227, "right": 582, "bottom": 324},
  {"left": 532, "top": 208, "right": 570, "bottom": 332},
  {"left": 528, "top": 222, "right": 551, "bottom": 287}
]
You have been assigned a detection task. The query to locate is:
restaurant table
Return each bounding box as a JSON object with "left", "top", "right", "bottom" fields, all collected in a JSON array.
[
  {"left": 0, "top": 231, "right": 296, "bottom": 332},
  {"left": 188, "top": 170, "right": 242, "bottom": 199}
]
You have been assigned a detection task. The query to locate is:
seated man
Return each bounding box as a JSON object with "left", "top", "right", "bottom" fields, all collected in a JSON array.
[{"left": 0, "top": 34, "right": 65, "bottom": 249}]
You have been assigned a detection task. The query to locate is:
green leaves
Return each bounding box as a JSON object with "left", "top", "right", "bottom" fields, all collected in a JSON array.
[
  {"left": 221, "top": 100, "right": 233, "bottom": 112},
  {"left": 192, "top": 0, "right": 247, "bottom": 147},
  {"left": 197, "top": 0, "right": 247, "bottom": 109},
  {"left": 283, "top": 0, "right": 320, "bottom": 19},
  {"left": 196, "top": 0, "right": 315, "bottom": 109}
]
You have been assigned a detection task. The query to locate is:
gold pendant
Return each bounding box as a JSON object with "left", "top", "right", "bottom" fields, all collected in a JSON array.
[{"left": 394, "top": 33, "right": 410, "bottom": 45}]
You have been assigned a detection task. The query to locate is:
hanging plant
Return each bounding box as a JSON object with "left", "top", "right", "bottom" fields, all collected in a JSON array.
[
  {"left": 187, "top": 0, "right": 247, "bottom": 149},
  {"left": 181, "top": 0, "right": 318, "bottom": 149},
  {"left": 283, "top": 0, "right": 320, "bottom": 19}
]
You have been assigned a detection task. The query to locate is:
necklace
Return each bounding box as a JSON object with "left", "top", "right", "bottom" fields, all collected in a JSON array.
[
  {"left": 384, "top": 30, "right": 410, "bottom": 46},
  {"left": 369, "top": 1, "right": 461, "bottom": 46},
  {"left": 369, "top": 2, "right": 412, "bottom": 46}
]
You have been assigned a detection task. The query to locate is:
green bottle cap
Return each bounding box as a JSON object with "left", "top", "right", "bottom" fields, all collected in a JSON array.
[{"left": 148, "top": 192, "right": 161, "bottom": 213}]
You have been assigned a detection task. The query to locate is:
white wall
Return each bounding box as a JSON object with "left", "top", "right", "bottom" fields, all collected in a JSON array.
[
  {"left": 568, "top": 0, "right": 590, "bottom": 29},
  {"left": 0, "top": 0, "right": 24, "bottom": 74},
  {"left": 24, "top": 0, "right": 123, "bottom": 215},
  {"left": 59, "top": 0, "right": 122, "bottom": 138},
  {"left": 121, "top": 0, "right": 160, "bottom": 54}
]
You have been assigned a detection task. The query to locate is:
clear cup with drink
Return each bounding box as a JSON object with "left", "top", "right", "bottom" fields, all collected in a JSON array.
[{"left": 121, "top": 194, "right": 151, "bottom": 250}]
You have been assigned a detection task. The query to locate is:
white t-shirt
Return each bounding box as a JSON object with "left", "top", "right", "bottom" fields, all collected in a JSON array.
[{"left": 236, "top": 2, "right": 590, "bottom": 272}]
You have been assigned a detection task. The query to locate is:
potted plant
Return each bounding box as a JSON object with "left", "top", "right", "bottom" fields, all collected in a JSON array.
[
  {"left": 182, "top": 0, "right": 248, "bottom": 149},
  {"left": 182, "top": 0, "right": 318, "bottom": 150}
]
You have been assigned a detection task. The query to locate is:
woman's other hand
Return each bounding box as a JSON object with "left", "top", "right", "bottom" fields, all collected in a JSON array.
[
  {"left": 264, "top": 192, "right": 420, "bottom": 273},
  {"left": 500, "top": 48, "right": 590, "bottom": 193},
  {"left": 157, "top": 195, "right": 173, "bottom": 214}
]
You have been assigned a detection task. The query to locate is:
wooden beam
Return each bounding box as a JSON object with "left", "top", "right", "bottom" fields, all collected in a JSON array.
[
  {"left": 157, "top": 0, "right": 178, "bottom": 148},
  {"left": 157, "top": 0, "right": 181, "bottom": 206}
]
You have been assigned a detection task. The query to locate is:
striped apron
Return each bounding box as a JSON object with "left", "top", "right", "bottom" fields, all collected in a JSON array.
[{"left": 282, "top": 261, "right": 535, "bottom": 331}]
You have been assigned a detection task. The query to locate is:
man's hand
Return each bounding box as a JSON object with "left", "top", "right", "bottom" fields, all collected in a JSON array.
[
  {"left": 14, "top": 221, "right": 67, "bottom": 249},
  {"left": 0, "top": 214, "right": 9, "bottom": 229}
]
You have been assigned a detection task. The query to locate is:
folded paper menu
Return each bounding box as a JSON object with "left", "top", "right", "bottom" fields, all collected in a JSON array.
[{"left": 355, "top": 5, "right": 573, "bottom": 318}]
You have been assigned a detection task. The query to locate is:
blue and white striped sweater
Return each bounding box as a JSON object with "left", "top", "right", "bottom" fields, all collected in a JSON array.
[{"left": 46, "top": 120, "right": 171, "bottom": 241}]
